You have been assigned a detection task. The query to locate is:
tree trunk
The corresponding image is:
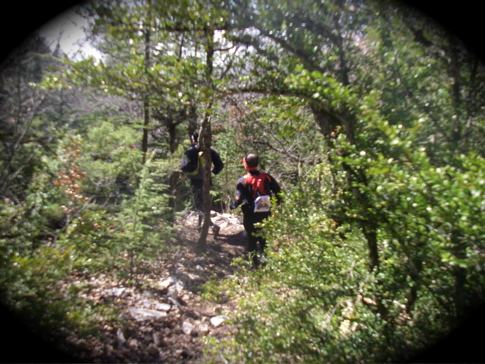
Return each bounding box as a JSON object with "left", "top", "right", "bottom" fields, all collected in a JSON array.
[
  {"left": 362, "top": 223, "right": 379, "bottom": 272},
  {"left": 195, "top": 28, "right": 215, "bottom": 252},
  {"left": 142, "top": 99, "right": 150, "bottom": 164},
  {"left": 168, "top": 122, "right": 177, "bottom": 154},
  {"left": 142, "top": 1, "right": 152, "bottom": 164},
  {"left": 196, "top": 117, "right": 213, "bottom": 251},
  {"left": 312, "top": 104, "right": 378, "bottom": 271}
]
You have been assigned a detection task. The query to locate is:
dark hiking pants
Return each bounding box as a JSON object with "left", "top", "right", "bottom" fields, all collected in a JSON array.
[{"left": 243, "top": 211, "right": 271, "bottom": 253}]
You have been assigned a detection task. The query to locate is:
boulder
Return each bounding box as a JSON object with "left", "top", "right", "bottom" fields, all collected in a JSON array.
[
  {"left": 157, "top": 277, "right": 176, "bottom": 291},
  {"left": 167, "top": 280, "right": 185, "bottom": 299},
  {"left": 128, "top": 308, "right": 168, "bottom": 322},
  {"left": 105, "top": 287, "right": 126, "bottom": 297},
  {"left": 182, "top": 321, "right": 195, "bottom": 336},
  {"left": 196, "top": 321, "right": 210, "bottom": 334},
  {"left": 210, "top": 315, "right": 229, "bottom": 328},
  {"left": 154, "top": 302, "right": 171, "bottom": 312}
]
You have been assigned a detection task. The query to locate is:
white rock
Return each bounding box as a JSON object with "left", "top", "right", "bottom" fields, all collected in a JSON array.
[
  {"left": 116, "top": 328, "right": 126, "bottom": 350},
  {"left": 197, "top": 322, "right": 210, "bottom": 333},
  {"left": 182, "top": 321, "right": 194, "bottom": 335},
  {"left": 105, "top": 287, "right": 126, "bottom": 297},
  {"left": 187, "top": 272, "right": 202, "bottom": 280},
  {"left": 128, "top": 308, "right": 167, "bottom": 321},
  {"left": 210, "top": 315, "right": 229, "bottom": 328},
  {"left": 154, "top": 302, "right": 171, "bottom": 312},
  {"left": 157, "top": 277, "right": 176, "bottom": 290},
  {"left": 116, "top": 328, "right": 126, "bottom": 343},
  {"left": 168, "top": 280, "right": 185, "bottom": 299}
]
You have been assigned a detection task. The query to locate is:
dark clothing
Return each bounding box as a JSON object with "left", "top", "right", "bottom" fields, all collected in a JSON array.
[
  {"left": 231, "top": 171, "right": 281, "bottom": 211},
  {"left": 230, "top": 170, "right": 281, "bottom": 255},
  {"left": 182, "top": 144, "right": 223, "bottom": 230},
  {"left": 190, "top": 179, "right": 204, "bottom": 212},
  {"left": 186, "top": 144, "right": 223, "bottom": 210},
  {"left": 182, "top": 144, "right": 224, "bottom": 179},
  {"left": 243, "top": 211, "right": 271, "bottom": 253}
]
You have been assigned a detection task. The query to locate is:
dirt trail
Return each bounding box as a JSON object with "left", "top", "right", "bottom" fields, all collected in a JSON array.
[{"left": 59, "top": 211, "right": 248, "bottom": 363}]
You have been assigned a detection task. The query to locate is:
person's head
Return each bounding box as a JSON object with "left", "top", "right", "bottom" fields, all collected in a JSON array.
[{"left": 243, "top": 153, "right": 259, "bottom": 171}]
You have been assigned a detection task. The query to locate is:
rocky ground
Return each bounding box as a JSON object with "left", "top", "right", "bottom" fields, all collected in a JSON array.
[{"left": 56, "top": 211, "right": 247, "bottom": 363}]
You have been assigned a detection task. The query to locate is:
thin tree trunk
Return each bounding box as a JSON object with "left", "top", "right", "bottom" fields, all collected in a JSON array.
[
  {"left": 196, "top": 114, "right": 213, "bottom": 251},
  {"left": 196, "top": 28, "right": 215, "bottom": 251},
  {"left": 142, "top": 0, "right": 152, "bottom": 164}
]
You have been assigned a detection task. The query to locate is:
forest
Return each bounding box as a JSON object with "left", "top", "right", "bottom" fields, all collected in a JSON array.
[{"left": 1, "top": 0, "right": 485, "bottom": 362}]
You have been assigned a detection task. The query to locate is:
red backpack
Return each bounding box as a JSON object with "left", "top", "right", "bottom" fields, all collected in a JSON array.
[{"left": 244, "top": 173, "right": 271, "bottom": 212}]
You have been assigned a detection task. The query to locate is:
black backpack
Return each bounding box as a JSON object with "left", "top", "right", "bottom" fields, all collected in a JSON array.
[{"left": 180, "top": 148, "right": 205, "bottom": 179}]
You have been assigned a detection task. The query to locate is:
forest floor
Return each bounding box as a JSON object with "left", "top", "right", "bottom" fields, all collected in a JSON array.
[{"left": 59, "top": 210, "right": 248, "bottom": 363}]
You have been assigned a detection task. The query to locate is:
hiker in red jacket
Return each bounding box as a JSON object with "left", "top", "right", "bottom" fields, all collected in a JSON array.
[{"left": 230, "top": 153, "right": 281, "bottom": 266}]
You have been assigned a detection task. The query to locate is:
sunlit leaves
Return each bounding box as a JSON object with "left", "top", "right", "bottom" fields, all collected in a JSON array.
[
  {"left": 78, "top": 120, "right": 141, "bottom": 199},
  {"left": 3, "top": 0, "right": 485, "bottom": 360},
  {"left": 202, "top": 0, "right": 485, "bottom": 361}
]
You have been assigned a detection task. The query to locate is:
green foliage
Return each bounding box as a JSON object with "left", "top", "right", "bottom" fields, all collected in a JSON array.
[
  {"left": 0, "top": 131, "right": 175, "bottom": 342},
  {"left": 107, "top": 152, "right": 175, "bottom": 282},
  {"left": 0, "top": 133, "right": 117, "bottom": 337},
  {"left": 202, "top": 0, "right": 485, "bottom": 358},
  {"left": 79, "top": 120, "right": 142, "bottom": 202},
  {"left": 3, "top": 0, "right": 485, "bottom": 361},
  {"left": 208, "top": 93, "right": 485, "bottom": 363},
  {"left": 210, "top": 148, "right": 485, "bottom": 362}
]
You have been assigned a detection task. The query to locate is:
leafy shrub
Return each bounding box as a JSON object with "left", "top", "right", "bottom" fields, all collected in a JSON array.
[
  {"left": 106, "top": 152, "right": 175, "bottom": 281},
  {"left": 0, "top": 133, "right": 117, "bottom": 340},
  {"left": 79, "top": 120, "right": 142, "bottom": 203},
  {"left": 0, "top": 132, "right": 176, "bottom": 347},
  {"left": 208, "top": 117, "right": 485, "bottom": 362}
]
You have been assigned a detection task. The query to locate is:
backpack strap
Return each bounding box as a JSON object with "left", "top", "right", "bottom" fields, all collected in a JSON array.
[
  {"left": 243, "top": 172, "right": 270, "bottom": 199},
  {"left": 186, "top": 150, "right": 205, "bottom": 179}
]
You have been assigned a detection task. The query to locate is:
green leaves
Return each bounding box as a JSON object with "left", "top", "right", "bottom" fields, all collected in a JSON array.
[
  {"left": 79, "top": 120, "right": 142, "bottom": 199},
  {"left": 3, "top": 0, "right": 485, "bottom": 360},
  {"left": 205, "top": 0, "right": 485, "bottom": 359}
]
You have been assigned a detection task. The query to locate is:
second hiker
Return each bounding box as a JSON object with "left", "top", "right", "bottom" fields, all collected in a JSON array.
[
  {"left": 180, "top": 132, "right": 224, "bottom": 237},
  {"left": 230, "top": 153, "right": 282, "bottom": 266}
]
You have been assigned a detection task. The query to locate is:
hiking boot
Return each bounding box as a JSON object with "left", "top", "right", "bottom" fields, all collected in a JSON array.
[{"left": 212, "top": 224, "right": 220, "bottom": 239}]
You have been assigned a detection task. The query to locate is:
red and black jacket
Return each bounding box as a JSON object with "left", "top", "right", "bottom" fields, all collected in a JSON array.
[{"left": 230, "top": 170, "right": 281, "bottom": 214}]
